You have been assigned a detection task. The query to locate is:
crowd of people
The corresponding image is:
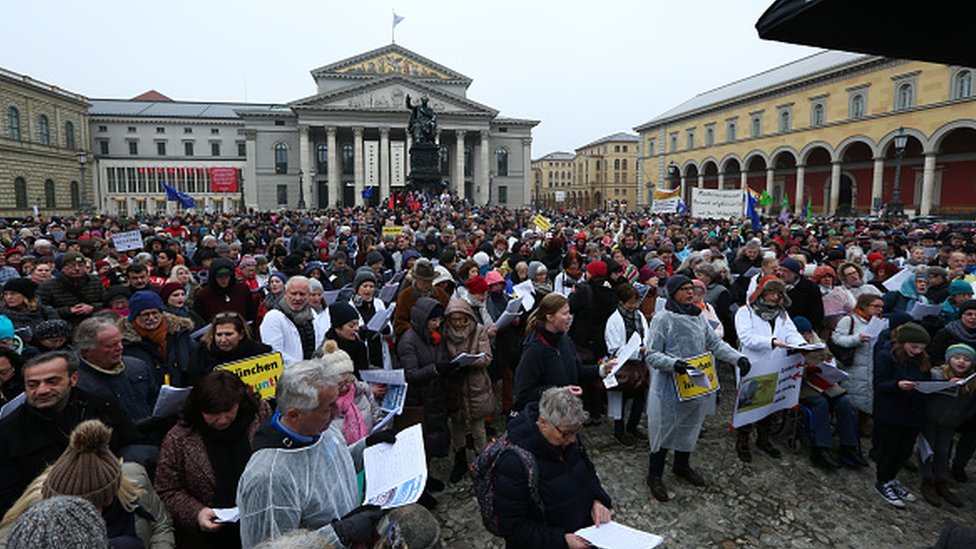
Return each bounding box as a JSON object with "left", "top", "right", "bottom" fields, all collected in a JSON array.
[{"left": 0, "top": 195, "right": 973, "bottom": 547}]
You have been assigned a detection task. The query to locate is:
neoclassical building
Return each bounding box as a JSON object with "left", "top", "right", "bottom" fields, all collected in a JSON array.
[
  {"left": 634, "top": 51, "right": 976, "bottom": 216},
  {"left": 238, "top": 44, "right": 538, "bottom": 209},
  {"left": 1, "top": 66, "right": 90, "bottom": 216}
]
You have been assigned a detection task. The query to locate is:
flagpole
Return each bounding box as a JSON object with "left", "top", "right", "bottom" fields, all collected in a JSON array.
[{"left": 392, "top": 10, "right": 395, "bottom": 43}]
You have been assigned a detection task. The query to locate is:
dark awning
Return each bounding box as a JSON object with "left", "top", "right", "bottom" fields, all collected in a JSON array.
[{"left": 756, "top": 0, "right": 975, "bottom": 68}]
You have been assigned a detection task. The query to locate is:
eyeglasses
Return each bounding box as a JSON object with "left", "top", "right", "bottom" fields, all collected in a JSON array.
[
  {"left": 552, "top": 423, "right": 581, "bottom": 440},
  {"left": 137, "top": 310, "right": 162, "bottom": 319}
]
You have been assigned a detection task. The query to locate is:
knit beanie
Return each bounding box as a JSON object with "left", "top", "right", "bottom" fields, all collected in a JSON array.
[
  {"left": 33, "top": 319, "right": 72, "bottom": 341},
  {"left": 269, "top": 272, "right": 288, "bottom": 286},
  {"left": 665, "top": 274, "right": 693, "bottom": 297},
  {"left": 780, "top": 258, "right": 802, "bottom": 275},
  {"left": 959, "top": 299, "right": 976, "bottom": 315},
  {"left": 127, "top": 290, "right": 163, "bottom": 322},
  {"left": 472, "top": 251, "right": 490, "bottom": 268},
  {"left": 528, "top": 261, "right": 547, "bottom": 280},
  {"left": 7, "top": 496, "right": 108, "bottom": 549},
  {"left": 329, "top": 302, "right": 359, "bottom": 328},
  {"left": 792, "top": 315, "right": 813, "bottom": 333},
  {"left": 239, "top": 255, "right": 257, "bottom": 269},
  {"left": 319, "top": 339, "right": 354, "bottom": 376},
  {"left": 586, "top": 261, "right": 608, "bottom": 279},
  {"left": 0, "top": 315, "right": 14, "bottom": 340},
  {"left": 897, "top": 322, "right": 931, "bottom": 345},
  {"left": 623, "top": 264, "right": 639, "bottom": 284},
  {"left": 810, "top": 265, "right": 836, "bottom": 284},
  {"left": 2, "top": 278, "right": 37, "bottom": 300},
  {"left": 466, "top": 275, "right": 488, "bottom": 295},
  {"left": 42, "top": 420, "right": 122, "bottom": 509},
  {"left": 946, "top": 343, "right": 976, "bottom": 365},
  {"left": 158, "top": 281, "right": 184, "bottom": 304},
  {"left": 949, "top": 279, "right": 973, "bottom": 297},
  {"left": 365, "top": 250, "right": 384, "bottom": 266},
  {"left": 352, "top": 267, "right": 377, "bottom": 292}
]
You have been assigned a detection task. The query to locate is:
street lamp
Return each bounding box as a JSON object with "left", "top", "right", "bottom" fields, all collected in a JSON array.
[
  {"left": 309, "top": 169, "right": 316, "bottom": 210},
  {"left": 76, "top": 150, "right": 89, "bottom": 213},
  {"left": 887, "top": 127, "right": 909, "bottom": 219},
  {"left": 297, "top": 169, "right": 306, "bottom": 210}
]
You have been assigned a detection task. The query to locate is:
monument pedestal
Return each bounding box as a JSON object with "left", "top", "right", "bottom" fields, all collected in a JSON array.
[{"left": 408, "top": 142, "right": 445, "bottom": 194}]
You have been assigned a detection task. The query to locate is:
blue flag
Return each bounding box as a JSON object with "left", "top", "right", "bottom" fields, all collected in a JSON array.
[
  {"left": 361, "top": 186, "right": 374, "bottom": 201},
  {"left": 745, "top": 189, "right": 761, "bottom": 233},
  {"left": 676, "top": 199, "right": 688, "bottom": 215},
  {"left": 162, "top": 183, "right": 195, "bottom": 209}
]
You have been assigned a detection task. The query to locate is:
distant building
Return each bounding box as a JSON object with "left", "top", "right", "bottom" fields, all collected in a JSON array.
[
  {"left": 532, "top": 151, "right": 574, "bottom": 209},
  {"left": 0, "top": 66, "right": 90, "bottom": 216},
  {"left": 573, "top": 133, "right": 639, "bottom": 211},
  {"left": 634, "top": 51, "right": 976, "bottom": 216}
]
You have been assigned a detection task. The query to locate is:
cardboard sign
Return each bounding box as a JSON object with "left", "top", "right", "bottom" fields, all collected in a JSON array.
[
  {"left": 217, "top": 352, "right": 283, "bottom": 399},
  {"left": 112, "top": 230, "right": 144, "bottom": 252},
  {"left": 383, "top": 226, "right": 404, "bottom": 238},
  {"left": 673, "top": 353, "right": 719, "bottom": 401}
]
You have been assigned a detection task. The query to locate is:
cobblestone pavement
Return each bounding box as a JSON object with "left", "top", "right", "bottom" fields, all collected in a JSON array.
[{"left": 430, "top": 371, "right": 976, "bottom": 549}]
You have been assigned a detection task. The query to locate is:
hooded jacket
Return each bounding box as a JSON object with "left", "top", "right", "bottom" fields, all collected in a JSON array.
[
  {"left": 443, "top": 298, "right": 494, "bottom": 419},
  {"left": 396, "top": 296, "right": 450, "bottom": 457},
  {"left": 192, "top": 258, "right": 257, "bottom": 322}
]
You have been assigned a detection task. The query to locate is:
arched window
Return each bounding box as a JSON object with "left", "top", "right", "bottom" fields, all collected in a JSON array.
[
  {"left": 70, "top": 181, "right": 80, "bottom": 208},
  {"left": 850, "top": 94, "right": 865, "bottom": 119},
  {"left": 7, "top": 107, "right": 20, "bottom": 140},
  {"left": 341, "top": 144, "right": 354, "bottom": 175},
  {"left": 274, "top": 143, "right": 288, "bottom": 174},
  {"left": 896, "top": 83, "right": 914, "bottom": 110},
  {"left": 613, "top": 158, "right": 620, "bottom": 170},
  {"left": 954, "top": 70, "right": 973, "bottom": 99},
  {"left": 727, "top": 122, "right": 736, "bottom": 142},
  {"left": 65, "top": 121, "right": 75, "bottom": 149},
  {"left": 316, "top": 143, "right": 328, "bottom": 174},
  {"left": 622, "top": 159, "right": 627, "bottom": 170},
  {"left": 495, "top": 147, "right": 509, "bottom": 176},
  {"left": 812, "top": 103, "right": 825, "bottom": 126},
  {"left": 44, "top": 179, "right": 56, "bottom": 208},
  {"left": 751, "top": 116, "right": 762, "bottom": 138},
  {"left": 38, "top": 115, "right": 50, "bottom": 145},
  {"left": 14, "top": 177, "right": 27, "bottom": 208}
]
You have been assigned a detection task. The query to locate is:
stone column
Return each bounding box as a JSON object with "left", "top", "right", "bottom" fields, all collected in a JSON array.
[
  {"left": 326, "top": 127, "right": 338, "bottom": 209},
  {"left": 298, "top": 125, "right": 310, "bottom": 210},
  {"left": 680, "top": 175, "right": 687, "bottom": 203},
  {"left": 697, "top": 173, "right": 704, "bottom": 189},
  {"left": 871, "top": 157, "right": 885, "bottom": 214},
  {"left": 765, "top": 167, "right": 775, "bottom": 203},
  {"left": 379, "top": 127, "right": 391, "bottom": 202},
  {"left": 455, "top": 130, "right": 466, "bottom": 200},
  {"left": 244, "top": 129, "right": 258, "bottom": 208},
  {"left": 522, "top": 137, "right": 532, "bottom": 206},
  {"left": 740, "top": 170, "right": 748, "bottom": 191},
  {"left": 717, "top": 172, "right": 725, "bottom": 189},
  {"left": 353, "top": 127, "right": 364, "bottom": 206},
  {"left": 794, "top": 164, "right": 806, "bottom": 213},
  {"left": 920, "top": 152, "right": 937, "bottom": 216},
  {"left": 478, "top": 130, "right": 490, "bottom": 204},
  {"left": 829, "top": 161, "right": 842, "bottom": 215}
]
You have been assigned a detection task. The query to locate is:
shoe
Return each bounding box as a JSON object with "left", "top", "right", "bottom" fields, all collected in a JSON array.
[
  {"left": 920, "top": 481, "right": 942, "bottom": 507},
  {"left": 839, "top": 446, "right": 868, "bottom": 469},
  {"left": 811, "top": 447, "right": 841, "bottom": 470},
  {"left": 426, "top": 477, "right": 445, "bottom": 493},
  {"left": 951, "top": 465, "right": 969, "bottom": 483},
  {"left": 627, "top": 428, "right": 649, "bottom": 441},
  {"left": 418, "top": 490, "right": 438, "bottom": 510},
  {"left": 613, "top": 432, "right": 636, "bottom": 447},
  {"left": 874, "top": 481, "right": 906, "bottom": 508},
  {"left": 756, "top": 438, "right": 782, "bottom": 459},
  {"left": 646, "top": 475, "right": 669, "bottom": 502},
  {"left": 736, "top": 433, "right": 753, "bottom": 463},
  {"left": 673, "top": 465, "right": 706, "bottom": 487},
  {"left": 890, "top": 480, "right": 917, "bottom": 503},
  {"left": 936, "top": 481, "right": 964, "bottom": 508},
  {"left": 449, "top": 449, "right": 468, "bottom": 484}
]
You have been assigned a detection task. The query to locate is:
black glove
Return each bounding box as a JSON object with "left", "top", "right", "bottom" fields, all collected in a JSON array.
[
  {"left": 737, "top": 357, "right": 752, "bottom": 377},
  {"left": 365, "top": 430, "right": 397, "bottom": 448},
  {"left": 332, "top": 504, "right": 384, "bottom": 546},
  {"left": 672, "top": 360, "right": 691, "bottom": 374},
  {"left": 435, "top": 361, "right": 459, "bottom": 375}
]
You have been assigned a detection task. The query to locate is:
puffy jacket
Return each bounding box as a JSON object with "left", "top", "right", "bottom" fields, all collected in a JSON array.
[
  {"left": 36, "top": 273, "right": 105, "bottom": 327},
  {"left": 396, "top": 297, "right": 450, "bottom": 457},
  {"left": 443, "top": 298, "right": 494, "bottom": 419},
  {"left": 119, "top": 312, "right": 199, "bottom": 387}
]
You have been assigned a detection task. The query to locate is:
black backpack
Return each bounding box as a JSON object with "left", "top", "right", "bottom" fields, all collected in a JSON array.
[{"left": 471, "top": 432, "right": 543, "bottom": 536}]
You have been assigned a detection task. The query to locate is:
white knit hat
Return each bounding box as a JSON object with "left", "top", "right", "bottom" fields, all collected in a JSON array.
[{"left": 320, "top": 340, "right": 354, "bottom": 375}]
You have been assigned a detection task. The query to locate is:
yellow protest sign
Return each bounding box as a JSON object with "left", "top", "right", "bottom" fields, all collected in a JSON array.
[
  {"left": 532, "top": 214, "right": 552, "bottom": 232},
  {"left": 217, "top": 352, "right": 283, "bottom": 399},
  {"left": 673, "top": 352, "right": 720, "bottom": 401},
  {"left": 383, "top": 225, "right": 404, "bottom": 238},
  {"left": 654, "top": 187, "right": 681, "bottom": 201}
]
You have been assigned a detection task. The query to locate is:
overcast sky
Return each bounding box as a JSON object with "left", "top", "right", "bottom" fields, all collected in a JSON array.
[{"left": 4, "top": 0, "right": 820, "bottom": 156}]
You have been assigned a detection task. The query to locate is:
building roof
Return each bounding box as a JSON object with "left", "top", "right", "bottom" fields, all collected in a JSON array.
[
  {"left": 635, "top": 50, "right": 872, "bottom": 130},
  {"left": 493, "top": 117, "right": 540, "bottom": 127},
  {"left": 534, "top": 151, "right": 575, "bottom": 162},
  {"left": 131, "top": 90, "right": 173, "bottom": 102},
  {"left": 310, "top": 43, "right": 473, "bottom": 85},
  {"left": 577, "top": 132, "right": 639, "bottom": 151},
  {"left": 0, "top": 66, "right": 88, "bottom": 104},
  {"left": 89, "top": 98, "right": 277, "bottom": 120}
]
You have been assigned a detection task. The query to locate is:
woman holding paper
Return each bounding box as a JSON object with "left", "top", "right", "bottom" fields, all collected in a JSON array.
[
  {"left": 155, "top": 371, "right": 271, "bottom": 548},
  {"left": 831, "top": 293, "right": 885, "bottom": 426},
  {"left": 350, "top": 267, "right": 391, "bottom": 370},
  {"left": 604, "top": 283, "right": 651, "bottom": 446},
  {"left": 644, "top": 275, "right": 747, "bottom": 502},
  {"left": 882, "top": 271, "right": 930, "bottom": 314},
  {"left": 189, "top": 312, "right": 272, "bottom": 385},
  {"left": 734, "top": 275, "right": 806, "bottom": 462}
]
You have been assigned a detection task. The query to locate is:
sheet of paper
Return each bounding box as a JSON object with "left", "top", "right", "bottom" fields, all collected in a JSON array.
[
  {"left": 452, "top": 352, "right": 485, "bottom": 367},
  {"left": 0, "top": 392, "right": 25, "bottom": 420},
  {"left": 190, "top": 323, "right": 212, "bottom": 340},
  {"left": 359, "top": 369, "right": 405, "bottom": 386},
  {"left": 687, "top": 367, "right": 712, "bottom": 388},
  {"left": 606, "top": 391, "right": 623, "bottom": 419},
  {"left": 883, "top": 268, "right": 913, "bottom": 291},
  {"left": 613, "top": 332, "right": 642, "bottom": 363},
  {"left": 655, "top": 297, "right": 667, "bottom": 312},
  {"left": 576, "top": 520, "right": 664, "bottom": 549},
  {"left": 367, "top": 303, "right": 395, "bottom": 332},
  {"left": 816, "top": 361, "right": 849, "bottom": 385},
  {"left": 862, "top": 316, "right": 887, "bottom": 339},
  {"left": 506, "top": 295, "right": 524, "bottom": 313},
  {"left": 787, "top": 342, "right": 826, "bottom": 352},
  {"left": 152, "top": 385, "right": 192, "bottom": 418},
  {"left": 914, "top": 381, "right": 960, "bottom": 394},
  {"left": 512, "top": 280, "right": 535, "bottom": 311},
  {"left": 364, "top": 424, "right": 428, "bottom": 509},
  {"left": 212, "top": 507, "right": 239, "bottom": 523},
  {"left": 323, "top": 290, "right": 343, "bottom": 306},
  {"left": 379, "top": 282, "right": 399, "bottom": 304},
  {"left": 493, "top": 310, "right": 520, "bottom": 330},
  {"left": 909, "top": 302, "right": 942, "bottom": 320},
  {"left": 370, "top": 411, "right": 396, "bottom": 434}
]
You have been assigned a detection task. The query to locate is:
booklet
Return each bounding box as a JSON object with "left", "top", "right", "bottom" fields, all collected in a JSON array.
[
  {"left": 576, "top": 520, "right": 664, "bottom": 548},
  {"left": 451, "top": 352, "right": 486, "bottom": 367},
  {"left": 787, "top": 342, "right": 826, "bottom": 352},
  {"left": 359, "top": 369, "right": 407, "bottom": 415},
  {"left": 367, "top": 303, "right": 396, "bottom": 332},
  {"left": 212, "top": 507, "right": 239, "bottom": 523},
  {"left": 364, "top": 424, "right": 427, "bottom": 509},
  {"left": 152, "top": 385, "right": 192, "bottom": 418}
]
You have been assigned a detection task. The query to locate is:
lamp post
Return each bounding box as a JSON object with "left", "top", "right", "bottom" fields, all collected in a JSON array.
[
  {"left": 297, "top": 170, "right": 306, "bottom": 210},
  {"left": 76, "top": 150, "right": 89, "bottom": 214},
  {"left": 887, "top": 128, "right": 909, "bottom": 219}
]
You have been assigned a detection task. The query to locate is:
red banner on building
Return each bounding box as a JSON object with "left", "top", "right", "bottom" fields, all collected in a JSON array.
[{"left": 210, "top": 168, "right": 238, "bottom": 192}]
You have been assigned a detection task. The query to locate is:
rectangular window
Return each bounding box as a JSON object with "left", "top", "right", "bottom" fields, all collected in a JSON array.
[
  {"left": 686, "top": 131, "right": 695, "bottom": 150},
  {"left": 211, "top": 142, "right": 220, "bottom": 156},
  {"left": 98, "top": 140, "right": 109, "bottom": 155},
  {"left": 622, "top": 145, "right": 628, "bottom": 152},
  {"left": 276, "top": 184, "right": 288, "bottom": 205},
  {"left": 274, "top": 120, "right": 285, "bottom": 126},
  {"left": 127, "top": 126, "right": 136, "bottom": 133},
  {"left": 156, "top": 127, "right": 165, "bottom": 134},
  {"left": 705, "top": 127, "right": 714, "bottom": 146},
  {"left": 647, "top": 141, "right": 655, "bottom": 156},
  {"left": 614, "top": 145, "right": 620, "bottom": 152},
  {"left": 669, "top": 133, "right": 677, "bottom": 152},
  {"left": 156, "top": 141, "right": 166, "bottom": 156},
  {"left": 237, "top": 141, "right": 246, "bottom": 157},
  {"left": 727, "top": 121, "right": 737, "bottom": 142},
  {"left": 498, "top": 185, "right": 508, "bottom": 204},
  {"left": 750, "top": 116, "right": 762, "bottom": 138},
  {"left": 128, "top": 141, "right": 138, "bottom": 155},
  {"left": 184, "top": 142, "right": 194, "bottom": 156},
  {"left": 107, "top": 167, "right": 117, "bottom": 193},
  {"left": 135, "top": 199, "right": 146, "bottom": 213},
  {"left": 183, "top": 127, "right": 193, "bottom": 134},
  {"left": 211, "top": 128, "right": 220, "bottom": 135},
  {"left": 98, "top": 125, "right": 107, "bottom": 132}
]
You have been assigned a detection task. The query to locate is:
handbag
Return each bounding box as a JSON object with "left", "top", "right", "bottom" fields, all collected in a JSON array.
[
  {"left": 614, "top": 359, "right": 649, "bottom": 392},
  {"left": 825, "top": 315, "right": 857, "bottom": 367}
]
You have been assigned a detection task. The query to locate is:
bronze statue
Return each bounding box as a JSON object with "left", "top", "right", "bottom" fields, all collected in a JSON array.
[{"left": 406, "top": 94, "right": 437, "bottom": 144}]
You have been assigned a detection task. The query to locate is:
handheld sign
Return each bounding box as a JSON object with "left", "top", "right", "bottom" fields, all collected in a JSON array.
[
  {"left": 673, "top": 353, "right": 719, "bottom": 401},
  {"left": 217, "top": 352, "right": 283, "bottom": 399},
  {"left": 112, "top": 230, "right": 144, "bottom": 252}
]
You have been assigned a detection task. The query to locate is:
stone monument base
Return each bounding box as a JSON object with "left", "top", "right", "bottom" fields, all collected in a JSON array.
[{"left": 408, "top": 142, "right": 445, "bottom": 194}]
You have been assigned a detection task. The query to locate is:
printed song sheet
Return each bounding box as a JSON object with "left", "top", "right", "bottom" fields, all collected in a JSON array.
[{"left": 364, "top": 424, "right": 427, "bottom": 509}]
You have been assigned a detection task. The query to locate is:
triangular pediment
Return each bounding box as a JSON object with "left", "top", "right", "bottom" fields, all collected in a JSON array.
[
  {"left": 290, "top": 76, "right": 497, "bottom": 117},
  {"left": 311, "top": 44, "right": 471, "bottom": 84}
]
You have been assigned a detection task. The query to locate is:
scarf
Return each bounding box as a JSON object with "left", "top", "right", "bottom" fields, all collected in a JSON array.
[
  {"left": 532, "top": 280, "right": 553, "bottom": 295},
  {"left": 617, "top": 304, "right": 642, "bottom": 342},
  {"left": 279, "top": 300, "right": 316, "bottom": 360},
  {"left": 854, "top": 306, "right": 873, "bottom": 322},
  {"left": 201, "top": 407, "right": 256, "bottom": 507},
  {"left": 751, "top": 299, "right": 784, "bottom": 322},
  {"left": 429, "top": 330, "right": 442, "bottom": 345},
  {"left": 665, "top": 296, "right": 701, "bottom": 317},
  {"left": 946, "top": 320, "right": 976, "bottom": 346},
  {"left": 564, "top": 266, "right": 582, "bottom": 281},
  {"left": 464, "top": 294, "right": 493, "bottom": 327},
  {"left": 134, "top": 318, "right": 168, "bottom": 361},
  {"left": 337, "top": 388, "right": 368, "bottom": 445},
  {"left": 537, "top": 327, "right": 563, "bottom": 348}
]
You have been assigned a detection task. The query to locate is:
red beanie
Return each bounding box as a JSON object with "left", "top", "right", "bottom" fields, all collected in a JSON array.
[
  {"left": 465, "top": 275, "right": 488, "bottom": 295},
  {"left": 586, "top": 261, "right": 608, "bottom": 278},
  {"left": 159, "top": 281, "right": 184, "bottom": 304}
]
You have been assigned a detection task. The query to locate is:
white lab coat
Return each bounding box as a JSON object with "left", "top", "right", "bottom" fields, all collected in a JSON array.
[{"left": 259, "top": 307, "right": 330, "bottom": 365}]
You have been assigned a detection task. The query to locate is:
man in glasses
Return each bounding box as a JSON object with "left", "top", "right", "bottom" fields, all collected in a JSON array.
[
  {"left": 121, "top": 290, "right": 198, "bottom": 387},
  {"left": 36, "top": 250, "right": 105, "bottom": 329}
]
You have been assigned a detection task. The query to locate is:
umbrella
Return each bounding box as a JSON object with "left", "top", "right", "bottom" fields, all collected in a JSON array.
[{"left": 756, "top": 0, "right": 975, "bottom": 67}]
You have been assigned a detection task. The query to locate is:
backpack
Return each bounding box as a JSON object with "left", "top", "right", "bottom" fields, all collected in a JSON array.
[
  {"left": 471, "top": 432, "right": 544, "bottom": 536},
  {"left": 826, "top": 315, "right": 857, "bottom": 366}
]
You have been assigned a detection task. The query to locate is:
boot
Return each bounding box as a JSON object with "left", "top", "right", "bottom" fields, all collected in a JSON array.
[
  {"left": 426, "top": 477, "right": 444, "bottom": 493},
  {"left": 673, "top": 464, "right": 706, "bottom": 487},
  {"left": 449, "top": 449, "right": 468, "bottom": 484},
  {"left": 840, "top": 445, "right": 868, "bottom": 468},
  {"left": 736, "top": 431, "right": 753, "bottom": 462},
  {"left": 811, "top": 447, "right": 841, "bottom": 470},
  {"left": 756, "top": 431, "right": 782, "bottom": 459},
  {"left": 936, "top": 481, "right": 963, "bottom": 507},
  {"left": 646, "top": 475, "right": 669, "bottom": 502},
  {"left": 920, "top": 481, "right": 942, "bottom": 507}
]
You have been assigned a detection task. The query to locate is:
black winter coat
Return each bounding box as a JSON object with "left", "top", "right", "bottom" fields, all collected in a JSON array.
[
  {"left": 493, "top": 403, "right": 611, "bottom": 549},
  {"left": 76, "top": 356, "right": 159, "bottom": 421},
  {"left": 36, "top": 273, "right": 105, "bottom": 327},
  {"left": 120, "top": 313, "right": 199, "bottom": 387},
  {"left": 929, "top": 320, "right": 976, "bottom": 364},
  {"left": 513, "top": 329, "right": 597, "bottom": 413},
  {"left": 786, "top": 277, "right": 825, "bottom": 331},
  {"left": 396, "top": 297, "right": 450, "bottom": 457},
  {"left": 192, "top": 258, "right": 257, "bottom": 322},
  {"left": 567, "top": 279, "right": 616, "bottom": 360},
  {"left": 873, "top": 342, "right": 929, "bottom": 426},
  {"left": 188, "top": 338, "right": 273, "bottom": 385}
]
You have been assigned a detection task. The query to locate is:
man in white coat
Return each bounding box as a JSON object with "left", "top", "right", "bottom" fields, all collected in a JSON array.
[{"left": 260, "top": 276, "right": 330, "bottom": 365}]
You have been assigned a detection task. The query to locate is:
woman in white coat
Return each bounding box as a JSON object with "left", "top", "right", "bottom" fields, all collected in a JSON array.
[
  {"left": 830, "top": 292, "right": 885, "bottom": 426},
  {"left": 605, "top": 283, "right": 653, "bottom": 446},
  {"left": 734, "top": 275, "right": 806, "bottom": 462}
]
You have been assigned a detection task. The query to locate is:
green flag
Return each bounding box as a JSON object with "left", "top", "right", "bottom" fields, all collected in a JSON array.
[
  {"left": 804, "top": 196, "right": 811, "bottom": 219},
  {"left": 781, "top": 193, "right": 789, "bottom": 211},
  {"left": 759, "top": 190, "right": 772, "bottom": 207}
]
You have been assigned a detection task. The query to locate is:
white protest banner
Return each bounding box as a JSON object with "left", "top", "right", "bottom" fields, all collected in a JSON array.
[
  {"left": 691, "top": 188, "right": 742, "bottom": 219},
  {"left": 651, "top": 197, "right": 679, "bottom": 214},
  {"left": 112, "top": 230, "right": 144, "bottom": 252},
  {"left": 732, "top": 353, "right": 804, "bottom": 428}
]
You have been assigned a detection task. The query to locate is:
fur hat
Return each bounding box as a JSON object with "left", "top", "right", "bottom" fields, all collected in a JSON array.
[
  {"left": 466, "top": 275, "right": 488, "bottom": 295},
  {"left": 7, "top": 496, "right": 108, "bottom": 549},
  {"left": 2, "top": 278, "right": 37, "bottom": 300},
  {"left": 946, "top": 343, "right": 976, "bottom": 365},
  {"left": 412, "top": 258, "right": 436, "bottom": 280},
  {"left": 897, "top": 322, "right": 931, "bottom": 345},
  {"left": 329, "top": 302, "right": 359, "bottom": 329},
  {"left": 42, "top": 420, "right": 122, "bottom": 509},
  {"left": 127, "top": 290, "right": 163, "bottom": 322},
  {"left": 319, "top": 339, "right": 354, "bottom": 376},
  {"left": 749, "top": 275, "right": 787, "bottom": 305}
]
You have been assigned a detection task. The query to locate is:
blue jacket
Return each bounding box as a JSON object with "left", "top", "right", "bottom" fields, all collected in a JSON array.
[{"left": 873, "top": 339, "right": 929, "bottom": 426}]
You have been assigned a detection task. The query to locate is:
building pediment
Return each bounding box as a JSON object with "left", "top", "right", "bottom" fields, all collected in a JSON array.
[
  {"left": 311, "top": 44, "right": 472, "bottom": 85},
  {"left": 290, "top": 76, "right": 497, "bottom": 117}
]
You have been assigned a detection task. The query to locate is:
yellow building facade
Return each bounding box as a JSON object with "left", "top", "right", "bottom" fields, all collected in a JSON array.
[
  {"left": 565, "top": 132, "right": 639, "bottom": 211},
  {"left": 532, "top": 151, "right": 574, "bottom": 208},
  {"left": 635, "top": 51, "right": 976, "bottom": 216}
]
